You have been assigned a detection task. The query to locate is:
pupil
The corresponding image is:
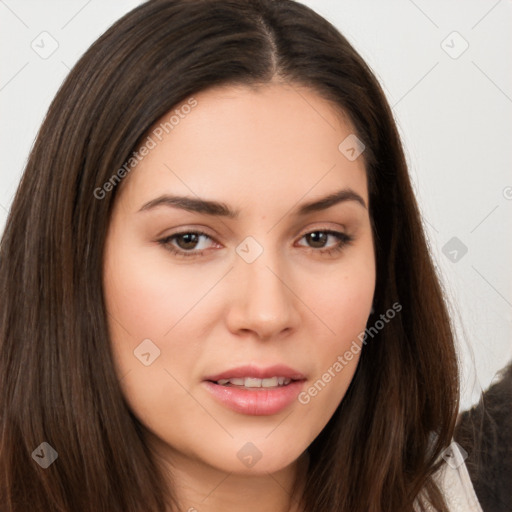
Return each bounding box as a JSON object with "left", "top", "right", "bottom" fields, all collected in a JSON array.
[
  {"left": 308, "top": 232, "right": 327, "bottom": 248},
  {"left": 177, "top": 233, "right": 199, "bottom": 249}
]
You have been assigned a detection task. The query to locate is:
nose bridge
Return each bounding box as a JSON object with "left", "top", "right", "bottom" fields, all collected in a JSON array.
[
  {"left": 239, "top": 243, "right": 289, "bottom": 309},
  {"left": 229, "top": 235, "right": 299, "bottom": 337}
]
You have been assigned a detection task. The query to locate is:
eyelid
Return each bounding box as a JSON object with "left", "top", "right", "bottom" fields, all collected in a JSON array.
[
  {"left": 156, "top": 224, "right": 218, "bottom": 239},
  {"left": 294, "top": 223, "right": 348, "bottom": 238},
  {"left": 295, "top": 228, "right": 348, "bottom": 243},
  {"left": 159, "top": 228, "right": 220, "bottom": 248}
]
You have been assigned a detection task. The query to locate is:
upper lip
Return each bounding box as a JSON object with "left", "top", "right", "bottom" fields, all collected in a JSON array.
[{"left": 204, "top": 364, "right": 306, "bottom": 382}]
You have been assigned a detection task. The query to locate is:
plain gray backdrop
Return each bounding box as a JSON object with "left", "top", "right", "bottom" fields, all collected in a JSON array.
[{"left": 0, "top": 0, "right": 511, "bottom": 410}]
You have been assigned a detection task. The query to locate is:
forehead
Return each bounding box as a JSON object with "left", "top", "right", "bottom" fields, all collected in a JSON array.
[{"left": 118, "top": 82, "right": 368, "bottom": 212}]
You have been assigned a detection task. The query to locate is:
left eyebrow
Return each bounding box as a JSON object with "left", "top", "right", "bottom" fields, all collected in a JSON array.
[{"left": 295, "top": 188, "right": 367, "bottom": 214}]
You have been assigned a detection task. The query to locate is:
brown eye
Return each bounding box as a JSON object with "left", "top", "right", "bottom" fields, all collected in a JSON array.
[
  {"left": 158, "top": 230, "right": 218, "bottom": 258},
  {"left": 175, "top": 233, "right": 201, "bottom": 250},
  {"left": 297, "top": 229, "right": 354, "bottom": 256},
  {"left": 305, "top": 231, "right": 329, "bottom": 248}
]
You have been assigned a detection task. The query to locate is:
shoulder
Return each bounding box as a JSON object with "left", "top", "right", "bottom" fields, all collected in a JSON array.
[{"left": 414, "top": 441, "right": 484, "bottom": 512}]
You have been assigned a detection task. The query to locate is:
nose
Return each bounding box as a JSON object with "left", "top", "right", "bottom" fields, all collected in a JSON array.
[{"left": 225, "top": 250, "right": 301, "bottom": 340}]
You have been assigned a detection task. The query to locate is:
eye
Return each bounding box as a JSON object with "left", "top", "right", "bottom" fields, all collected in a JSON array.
[
  {"left": 296, "top": 229, "right": 353, "bottom": 256},
  {"left": 158, "top": 228, "right": 354, "bottom": 259},
  {"left": 158, "top": 230, "right": 219, "bottom": 257}
]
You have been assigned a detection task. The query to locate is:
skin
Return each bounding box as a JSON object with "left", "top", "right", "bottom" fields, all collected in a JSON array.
[{"left": 103, "top": 82, "right": 376, "bottom": 512}]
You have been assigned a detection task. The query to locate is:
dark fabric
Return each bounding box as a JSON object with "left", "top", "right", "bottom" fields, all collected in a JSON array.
[{"left": 455, "top": 363, "right": 512, "bottom": 512}]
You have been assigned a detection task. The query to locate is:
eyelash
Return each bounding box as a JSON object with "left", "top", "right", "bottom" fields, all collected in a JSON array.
[{"left": 157, "top": 229, "right": 354, "bottom": 259}]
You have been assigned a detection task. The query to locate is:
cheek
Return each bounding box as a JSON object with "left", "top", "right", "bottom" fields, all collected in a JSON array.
[
  {"left": 293, "top": 250, "right": 375, "bottom": 414},
  {"left": 104, "top": 241, "right": 222, "bottom": 339},
  {"left": 297, "top": 251, "right": 375, "bottom": 347},
  {"left": 316, "top": 275, "right": 373, "bottom": 332},
  {"left": 103, "top": 241, "right": 217, "bottom": 389},
  {"left": 103, "top": 247, "right": 213, "bottom": 433}
]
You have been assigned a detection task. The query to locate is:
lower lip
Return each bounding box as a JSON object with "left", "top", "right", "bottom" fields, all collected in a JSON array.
[{"left": 202, "top": 380, "right": 305, "bottom": 415}]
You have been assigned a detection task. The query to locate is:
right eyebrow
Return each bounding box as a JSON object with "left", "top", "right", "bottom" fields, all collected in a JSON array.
[{"left": 138, "top": 195, "right": 239, "bottom": 218}]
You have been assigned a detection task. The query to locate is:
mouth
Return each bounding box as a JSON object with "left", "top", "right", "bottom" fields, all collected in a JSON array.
[
  {"left": 211, "top": 376, "right": 295, "bottom": 389},
  {"left": 202, "top": 365, "right": 306, "bottom": 415}
]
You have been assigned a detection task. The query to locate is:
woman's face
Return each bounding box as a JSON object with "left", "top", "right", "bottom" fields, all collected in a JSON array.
[{"left": 103, "top": 83, "right": 375, "bottom": 475}]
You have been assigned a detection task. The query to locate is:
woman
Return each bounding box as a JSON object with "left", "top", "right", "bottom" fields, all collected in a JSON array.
[{"left": 0, "top": 0, "right": 483, "bottom": 510}]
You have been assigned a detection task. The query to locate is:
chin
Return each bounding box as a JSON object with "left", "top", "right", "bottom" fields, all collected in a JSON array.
[{"left": 195, "top": 436, "right": 308, "bottom": 476}]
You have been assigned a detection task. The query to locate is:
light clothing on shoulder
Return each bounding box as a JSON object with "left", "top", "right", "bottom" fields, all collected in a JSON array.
[{"left": 414, "top": 441, "right": 483, "bottom": 512}]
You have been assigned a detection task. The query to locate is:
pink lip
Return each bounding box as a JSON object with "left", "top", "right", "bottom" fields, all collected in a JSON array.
[
  {"left": 204, "top": 364, "right": 306, "bottom": 382},
  {"left": 202, "top": 364, "right": 306, "bottom": 416}
]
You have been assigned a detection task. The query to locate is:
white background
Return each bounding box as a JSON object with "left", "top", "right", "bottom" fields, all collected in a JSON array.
[{"left": 0, "top": 0, "right": 511, "bottom": 411}]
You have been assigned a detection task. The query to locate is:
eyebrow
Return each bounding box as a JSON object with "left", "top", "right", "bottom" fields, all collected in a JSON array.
[{"left": 137, "top": 187, "right": 367, "bottom": 217}]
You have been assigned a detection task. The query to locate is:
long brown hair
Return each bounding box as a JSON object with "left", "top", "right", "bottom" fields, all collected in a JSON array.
[{"left": 0, "top": 1, "right": 459, "bottom": 510}]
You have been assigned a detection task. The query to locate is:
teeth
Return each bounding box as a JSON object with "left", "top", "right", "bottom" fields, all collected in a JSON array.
[
  {"left": 245, "top": 377, "right": 262, "bottom": 388},
  {"left": 262, "top": 377, "right": 278, "bottom": 387},
  {"left": 216, "top": 376, "right": 292, "bottom": 388}
]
